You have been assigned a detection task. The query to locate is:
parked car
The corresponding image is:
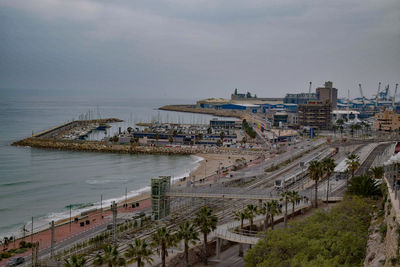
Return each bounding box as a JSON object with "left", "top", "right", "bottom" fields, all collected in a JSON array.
[{"left": 6, "top": 257, "right": 25, "bottom": 266}]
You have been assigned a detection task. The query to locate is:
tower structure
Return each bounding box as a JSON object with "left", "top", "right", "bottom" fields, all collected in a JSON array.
[{"left": 151, "top": 176, "right": 171, "bottom": 220}]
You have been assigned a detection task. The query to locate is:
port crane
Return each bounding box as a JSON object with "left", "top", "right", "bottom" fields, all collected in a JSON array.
[
  {"left": 358, "top": 83, "right": 366, "bottom": 108},
  {"left": 393, "top": 83, "right": 399, "bottom": 108},
  {"left": 385, "top": 85, "right": 390, "bottom": 100},
  {"left": 375, "top": 82, "right": 381, "bottom": 108}
]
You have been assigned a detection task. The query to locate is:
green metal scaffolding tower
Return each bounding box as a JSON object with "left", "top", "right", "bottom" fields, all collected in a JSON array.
[{"left": 151, "top": 176, "right": 171, "bottom": 220}]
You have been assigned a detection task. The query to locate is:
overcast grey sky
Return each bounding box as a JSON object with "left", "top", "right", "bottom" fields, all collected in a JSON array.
[{"left": 0, "top": 0, "right": 399, "bottom": 99}]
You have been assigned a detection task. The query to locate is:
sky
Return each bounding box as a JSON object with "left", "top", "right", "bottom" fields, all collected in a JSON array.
[{"left": 0, "top": 0, "right": 399, "bottom": 99}]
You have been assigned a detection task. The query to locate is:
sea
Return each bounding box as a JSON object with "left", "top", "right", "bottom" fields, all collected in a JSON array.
[{"left": 0, "top": 89, "right": 218, "bottom": 239}]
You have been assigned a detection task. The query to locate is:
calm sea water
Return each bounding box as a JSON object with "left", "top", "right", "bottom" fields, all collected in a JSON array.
[{"left": 0, "top": 90, "right": 215, "bottom": 238}]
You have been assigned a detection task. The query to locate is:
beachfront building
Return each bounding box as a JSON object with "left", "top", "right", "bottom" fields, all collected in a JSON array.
[
  {"left": 210, "top": 118, "right": 240, "bottom": 129},
  {"left": 374, "top": 110, "right": 400, "bottom": 131}
]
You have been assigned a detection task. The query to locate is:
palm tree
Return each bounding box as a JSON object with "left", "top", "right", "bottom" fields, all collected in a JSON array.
[
  {"left": 245, "top": 204, "right": 258, "bottom": 230},
  {"left": 177, "top": 221, "right": 199, "bottom": 267},
  {"left": 280, "top": 191, "right": 290, "bottom": 227},
  {"left": 370, "top": 166, "right": 384, "bottom": 180},
  {"left": 151, "top": 226, "right": 177, "bottom": 267},
  {"left": 308, "top": 160, "right": 324, "bottom": 208},
  {"left": 348, "top": 174, "right": 381, "bottom": 197},
  {"left": 233, "top": 210, "right": 249, "bottom": 232},
  {"left": 124, "top": 239, "right": 153, "bottom": 267},
  {"left": 260, "top": 202, "right": 269, "bottom": 230},
  {"left": 64, "top": 254, "right": 86, "bottom": 267},
  {"left": 94, "top": 244, "right": 126, "bottom": 267},
  {"left": 346, "top": 153, "right": 360, "bottom": 186},
  {"left": 233, "top": 210, "right": 249, "bottom": 256},
  {"left": 268, "top": 200, "right": 282, "bottom": 230},
  {"left": 289, "top": 191, "right": 301, "bottom": 219},
  {"left": 322, "top": 158, "right": 336, "bottom": 202},
  {"left": 194, "top": 206, "right": 218, "bottom": 265}
]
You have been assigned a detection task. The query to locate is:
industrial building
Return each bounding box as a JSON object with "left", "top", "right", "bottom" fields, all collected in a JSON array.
[
  {"left": 284, "top": 93, "right": 317, "bottom": 105},
  {"left": 316, "top": 81, "right": 338, "bottom": 109},
  {"left": 332, "top": 110, "right": 360, "bottom": 122},
  {"left": 298, "top": 101, "right": 332, "bottom": 129},
  {"left": 273, "top": 112, "right": 298, "bottom": 127},
  {"left": 196, "top": 98, "right": 230, "bottom": 108}
]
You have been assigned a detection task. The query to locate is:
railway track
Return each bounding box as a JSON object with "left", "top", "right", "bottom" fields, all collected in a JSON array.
[{"left": 47, "top": 140, "right": 376, "bottom": 265}]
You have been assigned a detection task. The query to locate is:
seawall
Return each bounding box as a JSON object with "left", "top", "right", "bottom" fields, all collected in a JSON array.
[{"left": 159, "top": 105, "right": 245, "bottom": 119}]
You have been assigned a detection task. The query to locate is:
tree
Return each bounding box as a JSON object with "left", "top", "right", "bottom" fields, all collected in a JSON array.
[
  {"left": 268, "top": 200, "right": 282, "bottom": 230},
  {"left": 177, "top": 221, "right": 199, "bottom": 267},
  {"left": 124, "top": 239, "right": 153, "bottom": 267},
  {"left": 245, "top": 204, "right": 258, "bottom": 230},
  {"left": 94, "top": 244, "right": 126, "bottom": 267},
  {"left": 220, "top": 131, "right": 225, "bottom": 141},
  {"left": 259, "top": 202, "right": 270, "bottom": 230},
  {"left": 370, "top": 166, "right": 384, "bottom": 180},
  {"left": 350, "top": 125, "right": 355, "bottom": 137},
  {"left": 244, "top": 197, "right": 374, "bottom": 267},
  {"left": 151, "top": 226, "right": 177, "bottom": 267},
  {"left": 346, "top": 153, "right": 360, "bottom": 186},
  {"left": 64, "top": 254, "right": 86, "bottom": 267},
  {"left": 168, "top": 136, "right": 173, "bottom": 144},
  {"left": 332, "top": 125, "right": 338, "bottom": 138},
  {"left": 322, "top": 158, "right": 336, "bottom": 202},
  {"left": 241, "top": 136, "right": 247, "bottom": 144},
  {"left": 233, "top": 210, "right": 249, "bottom": 232},
  {"left": 194, "top": 206, "right": 218, "bottom": 265},
  {"left": 280, "top": 191, "right": 291, "bottom": 227},
  {"left": 233, "top": 209, "right": 249, "bottom": 256},
  {"left": 289, "top": 191, "right": 301, "bottom": 219},
  {"left": 308, "top": 160, "right": 324, "bottom": 208},
  {"left": 347, "top": 174, "right": 382, "bottom": 197}
]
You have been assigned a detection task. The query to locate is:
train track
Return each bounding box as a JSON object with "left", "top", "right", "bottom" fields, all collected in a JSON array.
[{"left": 49, "top": 141, "right": 375, "bottom": 265}]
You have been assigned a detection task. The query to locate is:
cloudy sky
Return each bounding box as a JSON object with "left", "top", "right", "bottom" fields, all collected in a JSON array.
[{"left": 0, "top": 0, "right": 399, "bottom": 99}]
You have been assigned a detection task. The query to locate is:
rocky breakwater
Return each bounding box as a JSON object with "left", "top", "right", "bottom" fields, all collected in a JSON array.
[{"left": 11, "top": 138, "right": 206, "bottom": 155}]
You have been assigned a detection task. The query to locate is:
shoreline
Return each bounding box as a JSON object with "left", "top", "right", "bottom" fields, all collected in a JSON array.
[
  {"left": 0, "top": 150, "right": 261, "bottom": 266},
  {"left": 0, "top": 151, "right": 256, "bottom": 239}
]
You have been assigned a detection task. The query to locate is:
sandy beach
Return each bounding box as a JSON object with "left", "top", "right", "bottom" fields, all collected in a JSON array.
[{"left": 189, "top": 153, "right": 258, "bottom": 182}]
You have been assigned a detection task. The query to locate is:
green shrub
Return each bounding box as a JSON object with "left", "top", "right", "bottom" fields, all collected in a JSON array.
[
  {"left": 379, "top": 223, "right": 387, "bottom": 242},
  {"left": 244, "top": 196, "right": 373, "bottom": 267},
  {"left": 1, "top": 252, "right": 12, "bottom": 258}
]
